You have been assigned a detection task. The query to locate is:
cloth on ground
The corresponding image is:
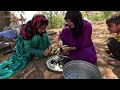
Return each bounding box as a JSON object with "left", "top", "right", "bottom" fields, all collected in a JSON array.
[{"left": 0, "top": 29, "right": 17, "bottom": 38}]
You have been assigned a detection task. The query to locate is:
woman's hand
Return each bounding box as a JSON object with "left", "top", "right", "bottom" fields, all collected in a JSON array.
[
  {"left": 48, "top": 45, "right": 53, "bottom": 51},
  {"left": 63, "top": 47, "right": 76, "bottom": 53},
  {"left": 43, "top": 49, "right": 50, "bottom": 56},
  {"left": 58, "top": 39, "right": 63, "bottom": 48}
]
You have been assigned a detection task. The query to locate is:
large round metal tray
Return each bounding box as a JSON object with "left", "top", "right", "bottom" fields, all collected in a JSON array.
[{"left": 62, "top": 60, "right": 102, "bottom": 79}]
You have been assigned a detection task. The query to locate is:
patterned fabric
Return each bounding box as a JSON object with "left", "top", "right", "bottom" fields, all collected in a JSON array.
[{"left": 20, "top": 14, "right": 48, "bottom": 40}]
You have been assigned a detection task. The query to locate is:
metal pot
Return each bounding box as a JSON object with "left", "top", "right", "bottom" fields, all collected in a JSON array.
[{"left": 62, "top": 60, "right": 102, "bottom": 79}]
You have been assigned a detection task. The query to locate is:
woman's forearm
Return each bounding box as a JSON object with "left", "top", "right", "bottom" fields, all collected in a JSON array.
[
  {"left": 26, "top": 47, "right": 44, "bottom": 57},
  {"left": 69, "top": 47, "right": 76, "bottom": 51}
]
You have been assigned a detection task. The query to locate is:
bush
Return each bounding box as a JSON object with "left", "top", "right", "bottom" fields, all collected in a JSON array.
[
  {"left": 81, "top": 11, "right": 86, "bottom": 18},
  {"left": 42, "top": 11, "right": 65, "bottom": 30},
  {"left": 83, "top": 11, "right": 112, "bottom": 21},
  {"left": 88, "top": 12, "right": 105, "bottom": 21},
  {"left": 47, "top": 15, "right": 65, "bottom": 29},
  {"left": 102, "top": 11, "right": 112, "bottom": 19}
]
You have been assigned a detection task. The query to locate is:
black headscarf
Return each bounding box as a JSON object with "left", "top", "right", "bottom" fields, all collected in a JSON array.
[{"left": 64, "top": 11, "right": 84, "bottom": 39}]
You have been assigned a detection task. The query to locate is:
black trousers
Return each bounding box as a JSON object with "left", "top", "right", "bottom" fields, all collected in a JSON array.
[{"left": 107, "top": 37, "right": 120, "bottom": 60}]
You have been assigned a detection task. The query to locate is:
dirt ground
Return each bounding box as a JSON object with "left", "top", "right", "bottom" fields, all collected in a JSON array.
[{"left": 0, "top": 21, "right": 120, "bottom": 79}]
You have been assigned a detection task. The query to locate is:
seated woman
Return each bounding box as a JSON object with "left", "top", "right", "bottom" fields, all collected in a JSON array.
[
  {"left": 0, "top": 14, "right": 51, "bottom": 79},
  {"left": 58, "top": 11, "right": 97, "bottom": 64}
]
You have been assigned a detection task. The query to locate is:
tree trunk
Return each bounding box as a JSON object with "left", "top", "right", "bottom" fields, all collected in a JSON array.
[
  {"left": 4, "top": 11, "right": 10, "bottom": 27},
  {"left": 0, "top": 11, "right": 10, "bottom": 31}
]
